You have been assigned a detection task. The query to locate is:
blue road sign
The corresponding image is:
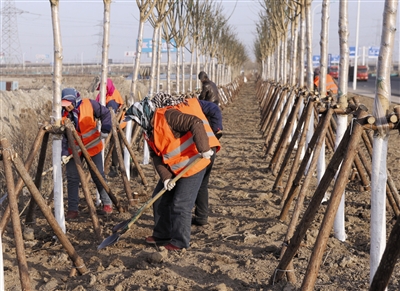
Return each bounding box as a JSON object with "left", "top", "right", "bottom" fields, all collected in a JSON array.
[
  {"left": 330, "top": 55, "right": 340, "bottom": 64},
  {"left": 139, "top": 38, "right": 177, "bottom": 53},
  {"left": 368, "top": 46, "right": 380, "bottom": 58},
  {"left": 312, "top": 55, "right": 320, "bottom": 67},
  {"left": 349, "top": 46, "right": 356, "bottom": 57}
]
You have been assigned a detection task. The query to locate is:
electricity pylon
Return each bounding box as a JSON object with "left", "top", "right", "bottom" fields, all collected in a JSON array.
[{"left": 1, "top": 0, "right": 23, "bottom": 64}]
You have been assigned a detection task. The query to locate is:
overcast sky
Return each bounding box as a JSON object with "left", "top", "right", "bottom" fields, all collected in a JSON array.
[{"left": 5, "top": 0, "right": 400, "bottom": 64}]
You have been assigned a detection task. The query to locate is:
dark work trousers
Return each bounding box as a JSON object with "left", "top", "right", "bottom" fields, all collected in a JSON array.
[
  {"left": 66, "top": 151, "right": 112, "bottom": 211},
  {"left": 194, "top": 146, "right": 217, "bottom": 224},
  {"left": 152, "top": 168, "right": 206, "bottom": 248}
]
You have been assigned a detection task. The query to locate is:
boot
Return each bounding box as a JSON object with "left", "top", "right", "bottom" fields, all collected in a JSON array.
[{"left": 108, "top": 166, "right": 118, "bottom": 178}]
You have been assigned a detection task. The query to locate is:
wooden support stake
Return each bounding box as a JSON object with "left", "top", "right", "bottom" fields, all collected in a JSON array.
[
  {"left": 129, "top": 123, "right": 141, "bottom": 149},
  {"left": 3, "top": 139, "right": 88, "bottom": 275},
  {"left": 64, "top": 122, "right": 102, "bottom": 239},
  {"left": 260, "top": 85, "right": 276, "bottom": 145},
  {"left": 1, "top": 139, "right": 32, "bottom": 291},
  {"left": 117, "top": 121, "right": 148, "bottom": 186},
  {"left": 362, "top": 131, "right": 400, "bottom": 214},
  {"left": 0, "top": 124, "right": 47, "bottom": 235},
  {"left": 369, "top": 213, "right": 400, "bottom": 290},
  {"left": 264, "top": 88, "right": 289, "bottom": 148},
  {"left": 262, "top": 85, "right": 283, "bottom": 142},
  {"left": 265, "top": 88, "right": 296, "bottom": 159},
  {"left": 110, "top": 110, "right": 135, "bottom": 206},
  {"left": 300, "top": 110, "right": 368, "bottom": 291},
  {"left": 25, "top": 132, "right": 50, "bottom": 225},
  {"left": 103, "top": 141, "right": 114, "bottom": 175},
  {"left": 270, "top": 94, "right": 305, "bottom": 176},
  {"left": 271, "top": 114, "right": 352, "bottom": 284},
  {"left": 353, "top": 153, "right": 371, "bottom": 191},
  {"left": 273, "top": 98, "right": 313, "bottom": 190},
  {"left": 280, "top": 108, "right": 334, "bottom": 221},
  {"left": 280, "top": 111, "right": 345, "bottom": 283}
]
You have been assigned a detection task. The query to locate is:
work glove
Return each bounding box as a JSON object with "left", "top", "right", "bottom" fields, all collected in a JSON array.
[
  {"left": 201, "top": 149, "right": 214, "bottom": 159},
  {"left": 61, "top": 155, "right": 70, "bottom": 165},
  {"left": 101, "top": 132, "right": 109, "bottom": 139},
  {"left": 163, "top": 179, "right": 176, "bottom": 191}
]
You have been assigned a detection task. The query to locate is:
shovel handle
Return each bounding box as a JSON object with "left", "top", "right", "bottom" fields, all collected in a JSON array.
[{"left": 125, "top": 156, "right": 203, "bottom": 231}]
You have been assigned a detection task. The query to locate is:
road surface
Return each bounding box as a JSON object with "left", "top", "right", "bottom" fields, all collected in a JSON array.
[{"left": 348, "top": 75, "right": 400, "bottom": 104}]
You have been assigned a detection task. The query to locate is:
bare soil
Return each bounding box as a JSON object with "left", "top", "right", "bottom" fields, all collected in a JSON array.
[{"left": 1, "top": 75, "right": 400, "bottom": 291}]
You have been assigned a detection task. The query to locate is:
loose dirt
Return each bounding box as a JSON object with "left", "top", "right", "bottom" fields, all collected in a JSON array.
[{"left": 1, "top": 75, "right": 400, "bottom": 291}]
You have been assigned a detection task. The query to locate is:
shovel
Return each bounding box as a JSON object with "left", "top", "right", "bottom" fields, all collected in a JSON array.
[{"left": 98, "top": 156, "right": 203, "bottom": 250}]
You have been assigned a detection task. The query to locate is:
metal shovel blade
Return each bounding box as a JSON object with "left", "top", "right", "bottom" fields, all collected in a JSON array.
[
  {"left": 112, "top": 219, "right": 130, "bottom": 233},
  {"left": 97, "top": 233, "right": 121, "bottom": 250}
]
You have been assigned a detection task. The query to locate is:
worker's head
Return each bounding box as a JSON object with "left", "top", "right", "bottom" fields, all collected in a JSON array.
[
  {"left": 61, "top": 88, "right": 81, "bottom": 112},
  {"left": 124, "top": 97, "right": 155, "bottom": 134},
  {"left": 314, "top": 68, "right": 320, "bottom": 78},
  {"left": 96, "top": 78, "right": 115, "bottom": 102},
  {"left": 198, "top": 71, "right": 208, "bottom": 82}
]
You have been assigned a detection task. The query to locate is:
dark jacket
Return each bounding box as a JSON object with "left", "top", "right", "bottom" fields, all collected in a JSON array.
[
  {"left": 198, "top": 100, "right": 223, "bottom": 134},
  {"left": 199, "top": 79, "right": 220, "bottom": 105}
]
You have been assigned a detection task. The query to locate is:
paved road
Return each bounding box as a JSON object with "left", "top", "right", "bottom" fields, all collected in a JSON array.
[{"left": 348, "top": 75, "right": 400, "bottom": 104}]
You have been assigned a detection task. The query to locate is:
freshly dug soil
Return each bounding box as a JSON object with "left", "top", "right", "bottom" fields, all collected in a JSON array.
[{"left": 1, "top": 75, "right": 400, "bottom": 291}]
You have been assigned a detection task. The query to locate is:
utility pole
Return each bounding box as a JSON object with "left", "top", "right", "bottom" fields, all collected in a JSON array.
[{"left": 1, "top": 0, "right": 23, "bottom": 65}]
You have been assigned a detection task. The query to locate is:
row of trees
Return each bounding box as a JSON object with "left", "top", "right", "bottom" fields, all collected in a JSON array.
[
  {"left": 122, "top": 0, "right": 248, "bottom": 101},
  {"left": 47, "top": 0, "right": 249, "bottom": 234},
  {"left": 254, "top": 0, "right": 399, "bottom": 290}
]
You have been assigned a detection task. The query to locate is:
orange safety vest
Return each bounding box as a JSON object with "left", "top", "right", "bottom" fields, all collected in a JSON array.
[
  {"left": 106, "top": 89, "right": 127, "bottom": 129},
  {"left": 146, "top": 98, "right": 221, "bottom": 177},
  {"left": 314, "top": 74, "right": 338, "bottom": 94},
  {"left": 62, "top": 99, "right": 103, "bottom": 157}
]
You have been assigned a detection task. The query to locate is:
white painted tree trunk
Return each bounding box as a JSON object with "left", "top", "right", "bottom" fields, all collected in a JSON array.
[
  {"left": 316, "top": 0, "right": 330, "bottom": 191},
  {"left": 125, "top": 20, "right": 145, "bottom": 179},
  {"left": 167, "top": 44, "right": 171, "bottom": 94},
  {"left": 370, "top": 0, "right": 398, "bottom": 285},
  {"left": 332, "top": 115, "right": 347, "bottom": 241},
  {"left": 181, "top": 48, "right": 185, "bottom": 93},
  {"left": 305, "top": 0, "right": 314, "bottom": 90},
  {"left": 370, "top": 136, "right": 389, "bottom": 284},
  {"left": 156, "top": 29, "right": 162, "bottom": 93},
  {"left": 50, "top": 0, "right": 65, "bottom": 233},
  {"left": 96, "top": 0, "right": 111, "bottom": 206},
  {"left": 176, "top": 47, "right": 180, "bottom": 94},
  {"left": 196, "top": 45, "right": 200, "bottom": 90},
  {"left": 333, "top": 0, "right": 350, "bottom": 242},
  {"left": 190, "top": 38, "right": 195, "bottom": 92},
  {"left": 149, "top": 26, "right": 159, "bottom": 97}
]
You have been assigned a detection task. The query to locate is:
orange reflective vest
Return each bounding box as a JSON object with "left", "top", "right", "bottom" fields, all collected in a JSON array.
[
  {"left": 106, "top": 89, "right": 127, "bottom": 129},
  {"left": 314, "top": 74, "right": 338, "bottom": 94},
  {"left": 146, "top": 98, "right": 221, "bottom": 177},
  {"left": 62, "top": 99, "right": 103, "bottom": 156}
]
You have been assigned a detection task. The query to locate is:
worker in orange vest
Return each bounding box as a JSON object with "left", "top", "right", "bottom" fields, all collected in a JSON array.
[
  {"left": 314, "top": 68, "right": 338, "bottom": 95},
  {"left": 96, "top": 78, "right": 126, "bottom": 177},
  {"left": 61, "top": 88, "right": 113, "bottom": 219},
  {"left": 124, "top": 96, "right": 221, "bottom": 251}
]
